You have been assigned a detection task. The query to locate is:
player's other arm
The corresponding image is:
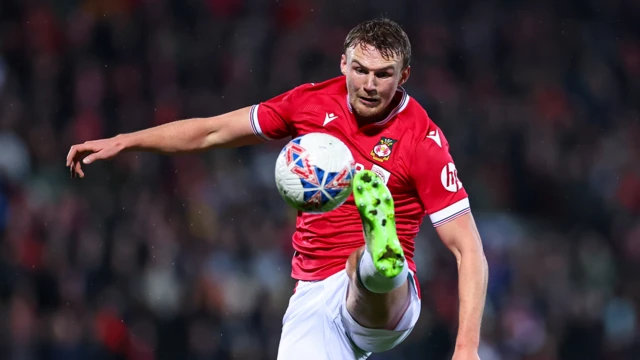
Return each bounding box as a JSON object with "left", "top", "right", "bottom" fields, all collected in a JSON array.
[
  {"left": 436, "top": 213, "right": 488, "bottom": 359},
  {"left": 125, "top": 106, "right": 262, "bottom": 150},
  {"left": 410, "top": 121, "right": 487, "bottom": 359},
  {"left": 66, "top": 106, "right": 260, "bottom": 178}
]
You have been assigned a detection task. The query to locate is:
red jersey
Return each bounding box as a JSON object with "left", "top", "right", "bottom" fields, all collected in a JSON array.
[{"left": 250, "top": 76, "right": 470, "bottom": 281}]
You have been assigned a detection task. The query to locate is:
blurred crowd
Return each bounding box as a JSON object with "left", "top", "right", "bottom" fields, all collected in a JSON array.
[{"left": 0, "top": 0, "right": 638, "bottom": 359}]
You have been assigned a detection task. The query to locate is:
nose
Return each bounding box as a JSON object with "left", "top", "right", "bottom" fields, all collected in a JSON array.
[{"left": 363, "top": 74, "right": 377, "bottom": 93}]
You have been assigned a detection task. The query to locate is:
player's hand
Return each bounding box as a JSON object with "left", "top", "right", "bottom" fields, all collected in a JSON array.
[
  {"left": 66, "top": 136, "right": 126, "bottom": 178},
  {"left": 451, "top": 349, "right": 480, "bottom": 360}
]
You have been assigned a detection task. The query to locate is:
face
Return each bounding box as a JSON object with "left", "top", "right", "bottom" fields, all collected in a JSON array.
[{"left": 341, "top": 44, "right": 410, "bottom": 120}]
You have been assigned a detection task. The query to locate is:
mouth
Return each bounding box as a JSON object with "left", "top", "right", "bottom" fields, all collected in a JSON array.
[{"left": 358, "top": 97, "right": 380, "bottom": 107}]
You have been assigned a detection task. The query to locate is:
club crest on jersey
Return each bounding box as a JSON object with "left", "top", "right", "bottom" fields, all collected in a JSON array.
[{"left": 371, "top": 137, "right": 397, "bottom": 162}]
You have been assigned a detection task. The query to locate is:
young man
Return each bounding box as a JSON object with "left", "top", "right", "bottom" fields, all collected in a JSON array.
[{"left": 67, "top": 18, "right": 488, "bottom": 360}]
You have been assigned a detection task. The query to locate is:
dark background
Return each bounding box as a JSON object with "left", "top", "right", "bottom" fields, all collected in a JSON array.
[{"left": 0, "top": 0, "right": 638, "bottom": 359}]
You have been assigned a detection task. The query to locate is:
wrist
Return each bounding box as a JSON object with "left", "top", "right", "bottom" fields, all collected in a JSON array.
[
  {"left": 455, "top": 340, "right": 479, "bottom": 351},
  {"left": 115, "top": 133, "right": 132, "bottom": 151}
]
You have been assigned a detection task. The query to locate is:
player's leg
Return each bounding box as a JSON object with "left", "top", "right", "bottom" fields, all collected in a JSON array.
[
  {"left": 342, "top": 170, "right": 420, "bottom": 353},
  {"left": 347, "top": 170, "right": 410, "bottom": 328},
  {"left": 345, "top": 247, "right": 410, "bottom": 328}
]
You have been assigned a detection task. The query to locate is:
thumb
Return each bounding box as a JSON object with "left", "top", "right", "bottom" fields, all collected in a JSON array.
[
  {"left": 83, "top": 155, "right": 95, "bottom": 164},
  {"left": 83, "top": 148, "right": 110, "bottom": 164}
]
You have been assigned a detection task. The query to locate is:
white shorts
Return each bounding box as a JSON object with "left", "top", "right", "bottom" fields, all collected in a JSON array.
[{"left": 277, "top": 270, "right": 421, "bottom": 360}]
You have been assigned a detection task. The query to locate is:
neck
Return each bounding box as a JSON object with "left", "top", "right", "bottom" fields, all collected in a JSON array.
[{"left": 354, "top": 110, "right": 388, "bottom": 127}]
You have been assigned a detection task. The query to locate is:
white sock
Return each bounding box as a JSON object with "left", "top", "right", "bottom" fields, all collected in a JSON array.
[{"left": 357, "top": 248, "right": 408, "bottom": 294}]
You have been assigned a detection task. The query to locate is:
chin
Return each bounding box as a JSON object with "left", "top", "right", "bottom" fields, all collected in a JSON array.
[{"left": 355, "top": 105, "right": 383, "bottom": 119}]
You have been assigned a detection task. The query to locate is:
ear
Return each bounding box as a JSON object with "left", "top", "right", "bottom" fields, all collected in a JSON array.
[
  {"left": 340, "top": 54, "right": 347, "bottom": 76},
  {"left": 398, "top": 66, "right": 411, "bottom": 87}
]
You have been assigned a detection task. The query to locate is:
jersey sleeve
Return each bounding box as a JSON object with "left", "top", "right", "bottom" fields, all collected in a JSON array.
[
  {"left": 250, "top": 84, "right": 309, "bottom": 141},
  {"left": 410, "top": 126, "right": 471, "bottom": 227}
]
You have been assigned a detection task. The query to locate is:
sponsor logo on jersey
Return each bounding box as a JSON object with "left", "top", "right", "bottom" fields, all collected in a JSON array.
[
  {"left": 371, "top": 164, "right": 391, "bottom": 185},
  {"left": 371, "top": 137, "right": 397, "bottom": 162},
  {"left": 441, "top": 162, "right": 463, "bottom": 192},
  {"left": 354, "top": 162, "right": 391, "bottom": 185}
]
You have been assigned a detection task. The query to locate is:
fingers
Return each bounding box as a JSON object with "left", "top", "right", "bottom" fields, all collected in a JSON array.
[
  {"left": 67, "top": 144, "right": 80, "bottom": 166},
  {"left": 68, "top": 149, "right": 112, "bottom": 178},
  {"left": 68, "top": 150, "right": 98, "bottom": 178},
  {"left": 67, "top": 138, "right": 121, "bottom": 179},
  {"left": 69, "top": 160, "right": 85, "bottom": 179},
  {"left": 83, "top": 148, "right": 112, "bottom": 165},
  {"left": 66, "top": 143, "right": 94, "bottom": 167},
  {"left": 67, "top": 142, "right": 98, "bottom": 178},
  {"left": 74, "top": 161, "right": 85, "bottom": 178}
]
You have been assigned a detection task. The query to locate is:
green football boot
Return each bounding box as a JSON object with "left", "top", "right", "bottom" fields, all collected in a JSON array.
[{"left": 352, "top": 170, "right": 405, "bottom": 278}]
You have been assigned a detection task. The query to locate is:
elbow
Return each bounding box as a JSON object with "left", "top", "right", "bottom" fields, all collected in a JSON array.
[
  {"left": 476, "top": 249, "right": 489, "bottom": 284},
  {"left": 457, "top": 243, "right": 488, "bottom": 274},
  {"left": 202, "top": 130, "right": 222, "bottom": 149},
  {"left": 473, "top": 244, "right": 488, "bottom": 271},
  {"left": 451, "top": 238, "right": 485, "bottom": 262},
  {"left": 200, "top": 116, "right": 228, "bottom": 149},
  {"left": 199, "top": 110, "right": 258, "bottom": 149}
]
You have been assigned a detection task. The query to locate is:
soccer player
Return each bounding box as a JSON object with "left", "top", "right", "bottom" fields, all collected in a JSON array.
[{"left": 67, "top": 18, "right": 488, "bottom": 360}]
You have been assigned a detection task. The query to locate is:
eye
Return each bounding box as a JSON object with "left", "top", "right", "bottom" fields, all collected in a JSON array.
[
  {"left": 376, "top": 72, "right": 392, "bottom": 79},
  {"left": 355, "top": 67, "right": 367, "bottom": 74}
]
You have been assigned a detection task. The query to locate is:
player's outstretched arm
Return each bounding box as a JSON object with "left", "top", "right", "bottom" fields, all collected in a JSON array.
[
  {"left": 436, "top": 212, "right": 488, "bottom": 360},
  {"left": 66, "top": 106, "right": 260, "bottom": 178}
]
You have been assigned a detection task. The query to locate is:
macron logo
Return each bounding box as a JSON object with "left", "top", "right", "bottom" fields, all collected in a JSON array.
[
  {"left": 323, "top": 113, "right": 338, "bottom": 126},
  {"left": 426, "top": 129, "right": 442, "bottom": 148}
]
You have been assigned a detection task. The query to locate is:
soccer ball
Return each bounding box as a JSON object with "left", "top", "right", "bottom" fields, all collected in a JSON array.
[{"left": 275, "top": 133, "right": 354, "bottom": 213}]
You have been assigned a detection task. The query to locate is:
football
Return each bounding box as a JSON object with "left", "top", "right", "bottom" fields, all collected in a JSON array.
[{"left": 275, "top": 133, "right": 355, "bottom": 213}]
